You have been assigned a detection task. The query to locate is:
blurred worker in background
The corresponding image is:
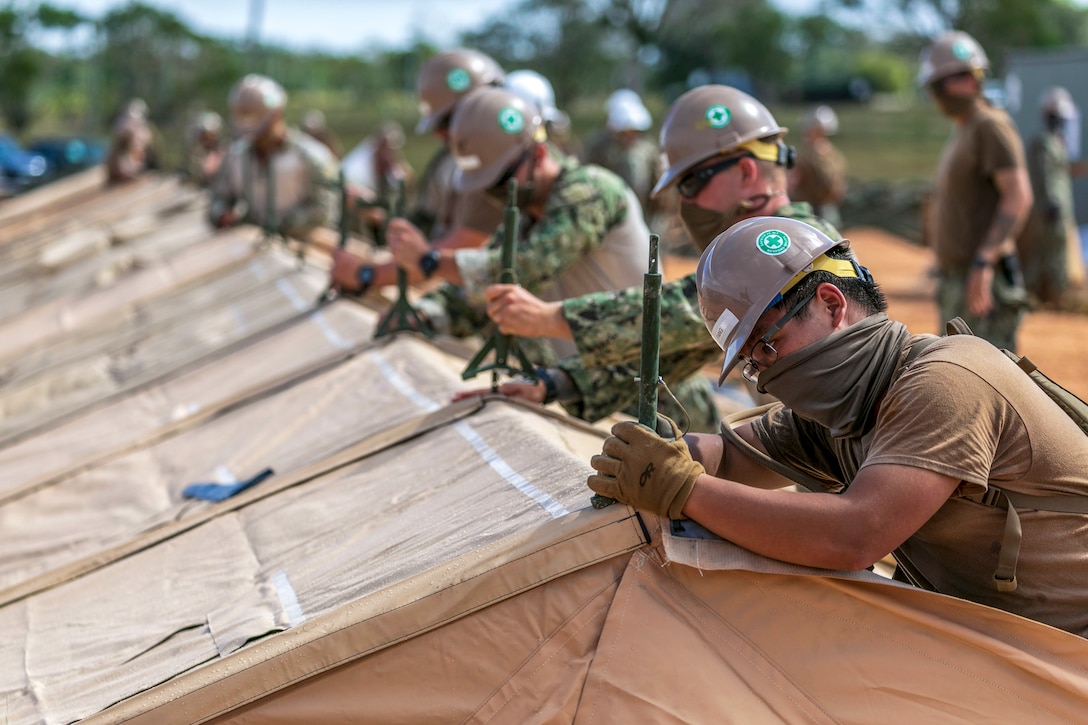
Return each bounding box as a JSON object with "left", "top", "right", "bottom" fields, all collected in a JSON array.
[
  {"left": 1018, "top": 86, "right": 1087, "bottom": 308},
  {"left": 921, "top": 30, "right": 1032, "bottom": 351},
  {"left": 105, "top": 98, "right": 159, "bottom": 185},
  {"left": 300, "top": 109, "right": 343, "bottom": 158},
  {"left": 208, "top": 74, "right": 340, "bottom": 241},
  {"left": 328, "top": 48, "right": 508, "bottom": 292},
  {"left": 583, "top": 89, "right": 661, "bottom": 222},
  {"left": 788, "top": 105, "right": 847, "bottom": 231},
  {"left": 340, "top": 121, "right": 413, "bottom": 242},
  {"left": 184, "top": 110, "right": 224, "bottom": 188}
]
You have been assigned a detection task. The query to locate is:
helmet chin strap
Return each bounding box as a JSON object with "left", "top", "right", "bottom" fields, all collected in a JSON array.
[{"left": 735, "top": 189, "right": 784, "bottom": 216}]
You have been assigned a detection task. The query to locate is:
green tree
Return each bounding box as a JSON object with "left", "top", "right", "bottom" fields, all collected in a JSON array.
[{"left": 0, "top": 2, "right": 86, "bottom": 134}]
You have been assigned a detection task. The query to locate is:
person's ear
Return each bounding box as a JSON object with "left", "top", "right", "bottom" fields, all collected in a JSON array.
[{"left": 815, "top": 282, "right": 849, "bottom": 326}]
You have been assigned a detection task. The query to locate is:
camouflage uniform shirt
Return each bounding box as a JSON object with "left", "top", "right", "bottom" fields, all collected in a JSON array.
[
  {"left": 419, "top": 154, "right": 648, "bottom": 356},
  {"left": 208, "top": 128, "right": 340, "bottom": 239},
  {"left": 549, "top": 202, "right": 839, "bottom": 430}
]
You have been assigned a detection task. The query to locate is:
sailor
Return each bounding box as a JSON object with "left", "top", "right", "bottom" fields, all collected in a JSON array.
[
  {"left": 184, "top": 111, "right": 224, "bottom": 188},
  {"left": 105, "top": 98, "right": 158, "bottom": 185},
  {"left": 921, "top": 30, "right": 1033, "bottom": 351},
  {"left": 328, "top": 48, "right": 507, "bottom": 290},
  {"left": 1018, "top": 86, "right": 1086, "bottom": 307},
  {"left": 299, "top": 109, "right": 343, "bottom": 158},
  {"left": 788, "top": 105, "right": 847, "bottom": 230},
  {"left": 588, "top": 215, "right": 1088, "bottom": 638},
  {"left": 339, "top": 87, "right": 654, "bottom": 405},
  {"left": 472, "top": 85, "right": 839, "bottom": 429},
  {"left": 208, "top": 74, "right": 340, "bottom": 241},
  {"left": 582, "top": 89, "right": 661, "bottom": 219}
]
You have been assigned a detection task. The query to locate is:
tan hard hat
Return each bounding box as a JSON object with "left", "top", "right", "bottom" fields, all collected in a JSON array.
[
  {"left": 1040, "top": 87, "right": 1077, "bottom": 120},
  {"left": 449, "top": 86, "right": 546, "bottom": 193},
  {"left": 918, "top": 30, "right": 989, "bottom": 86},
  {"left": 229, "top": 74, "right": 287, "bottom": 139},
  {"left": 652, "top": 84, "right": 789, "bottom": 197},
  {"left": 416, "top": 49, "right": 505, "bottom": 134},
  {"left": 696, "top": 217, "right": 844, "bottom": 384}
]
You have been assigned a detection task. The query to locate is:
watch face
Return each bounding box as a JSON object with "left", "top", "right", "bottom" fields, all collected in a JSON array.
[
  {"left": 420, "top": 250, "right": 440, "bottom": 278},
  {"left": 358, "top": 265, "right": 375, "bottom": 288}
]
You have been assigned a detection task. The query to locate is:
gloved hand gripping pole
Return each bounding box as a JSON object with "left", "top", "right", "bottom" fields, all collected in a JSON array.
[
  {"left": 592, "top": 233, "right": 661, "bottom": 509},
  {"left": 461, "top": 178, "right": 538, "bottom": 391},
  {"left": 374, "top": 178, "right": 432, "bottom": 338}
]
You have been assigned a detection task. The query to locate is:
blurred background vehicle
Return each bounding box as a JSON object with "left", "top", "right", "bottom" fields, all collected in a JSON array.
[
  {"left": 28, "top": 136, "right": 107, "bottom": 179},
  {"left": 0, "top": 134, "right": 53, "bottom": 197}
]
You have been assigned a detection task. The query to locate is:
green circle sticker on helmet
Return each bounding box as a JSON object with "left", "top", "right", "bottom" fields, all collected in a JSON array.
[
  {"left": 705, "top": 105, "right": 732, "bottom": 128},
  {"left": 497, "top": 106, "right": 525, "bottom": 134},
  {"left": 447, "top": 68, "right": 471, "bottom": 92},
  {"left": 756, "top": 229, "right": 791, "bottom": 256},
  {"left": 951, "top": 40, "right": 971, "bottom": 60}
]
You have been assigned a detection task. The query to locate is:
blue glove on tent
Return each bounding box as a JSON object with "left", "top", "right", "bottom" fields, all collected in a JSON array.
[{"left": 182, "top": 467, "right": 275, "bottom": 502}]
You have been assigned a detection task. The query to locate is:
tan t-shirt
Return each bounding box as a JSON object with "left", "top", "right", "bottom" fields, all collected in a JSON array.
[
  {"left": 932, "top": 104, "right": 1026, "bottom": 268},
  {"left": 789, "top": 139, "right": 847, "bottom": 206},
  {"left": 753, "top": 335, "right": 1088, "bottom": 636},
  {"left": 413, "top": 148, "right": 504, "bottom": 239}
]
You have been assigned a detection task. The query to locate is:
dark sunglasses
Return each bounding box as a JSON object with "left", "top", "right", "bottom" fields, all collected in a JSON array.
[{"left": 676, "top": 154, "right": 746, "bottom": 199}]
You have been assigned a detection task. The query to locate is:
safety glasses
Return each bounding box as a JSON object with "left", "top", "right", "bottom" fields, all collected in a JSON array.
[{"left": 676, "top": 154, "right": 746, "bottom": 199}]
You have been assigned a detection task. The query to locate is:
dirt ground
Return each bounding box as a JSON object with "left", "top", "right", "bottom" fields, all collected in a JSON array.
[{"left": 666, "top": 226, "right": 1088, "bottom": 400}]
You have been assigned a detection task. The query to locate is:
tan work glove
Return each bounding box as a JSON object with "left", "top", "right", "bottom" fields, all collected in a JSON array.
[{"left": 587, "top": 414, "right": 704, "bottom": 519}]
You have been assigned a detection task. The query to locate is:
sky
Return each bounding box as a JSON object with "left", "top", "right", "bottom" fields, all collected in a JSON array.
[
  {"left": 56, "top": 0, "right": 531, "bottom": 53},
  {"left": 51, "top": 0, "right": 1088, "bottom": 54}
]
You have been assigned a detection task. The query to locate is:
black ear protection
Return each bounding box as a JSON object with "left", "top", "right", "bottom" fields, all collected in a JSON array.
[{"left": 778, "top": 142, "right": 796, "bottom": 169}]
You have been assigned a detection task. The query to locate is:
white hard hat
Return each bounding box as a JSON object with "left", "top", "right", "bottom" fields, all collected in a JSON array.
[
  {"left": 1040, "top": 87, "right": 1076, "bottom": 120},
  {"left": 607, "top": 97, "right": 652, "bottom": 132},
  {"left": 606, "top": 89, "right": 643, "bottom": 113},
  {"left": 505, "top": 69, "right": 564, "bottom": 125}
]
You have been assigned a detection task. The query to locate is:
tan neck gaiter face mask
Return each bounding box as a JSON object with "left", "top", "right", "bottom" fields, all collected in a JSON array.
[{"left": 757, "top": 313, "right": 912, "bottom": 439}]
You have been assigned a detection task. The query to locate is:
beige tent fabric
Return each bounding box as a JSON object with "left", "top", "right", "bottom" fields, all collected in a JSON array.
[
  {"left": 0, "top": 227, "right": 260, "bottom": 365},
  {"left": 578, "top": 545, "right": 1088, "bottom": 724},
  {"left": 0, "top": 299, "right": 377, "bottom": 505},
  {"left": 0, "top": 165, "right": 106, "bottom": 230},
  {"left": 4, "top": 171, "right": 1088, "bottom": 725},
  {"left": 0, "top": 336, "right": 485, "bottom": 595},
  {"left": 5, "top": 400, "right": 616, "bottom": 724},
  {"left": 0, "top": 172, "right": 164, "bottom": 248},
  {"left": 204, "top": 556, "right": 635, "bottom": 725}
]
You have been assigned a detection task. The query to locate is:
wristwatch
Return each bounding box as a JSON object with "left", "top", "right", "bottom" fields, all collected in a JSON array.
[
  {"left": 419, "top": 249, "right": 441, "bottom": 279},
  {"left": 356, "top": 265, "right": 375, "bottom": 294},
  {"left": 970, "top": 257, "right": 993, "bottom": 269}
]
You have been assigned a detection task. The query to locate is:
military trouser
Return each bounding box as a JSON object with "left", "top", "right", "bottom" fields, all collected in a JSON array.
[{"left": 937, "top": 256, "right": 1028, "bottom": 353}]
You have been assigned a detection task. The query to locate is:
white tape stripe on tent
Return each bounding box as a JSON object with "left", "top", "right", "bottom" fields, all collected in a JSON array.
[
  {"left": 273, "top": 277, "right": 353, "bottom": 350},
  {"left": 247, "top": 259, "right": 271, "bottom": 281},
  {"left": 453, "top": 421, "right": 569, "bottom": 518},
  {"left": 270, "top": 569, "right": 306, "bottom": 626},
  {"left": 373, "top": 351, "right": 569, "bottom": 518}
]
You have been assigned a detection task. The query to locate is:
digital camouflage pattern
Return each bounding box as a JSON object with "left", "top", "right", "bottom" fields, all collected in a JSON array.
[
  {"left": 543, "top": 202, "right": 840, "bottom": 433},
  {"left": 562, "top": 201, "right": 841, "bottom": 370},
  {"left": 582, "top": 130, "right": 662, "bottom": 218},
  {"left": 556, "top": 346, "right": 722, "bottom": 432},
  {"left": 452, "top": 154, "right": 634, "bottom": 301},
  {"left": 936, "top": 262, "right": 1026, "bottom": 352},
  {"left": 1020, "top": 129, "right": 1075, "bottom": 305},
  {"left": 208, "top": 128, "right": 340, "bottom": 239}
]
